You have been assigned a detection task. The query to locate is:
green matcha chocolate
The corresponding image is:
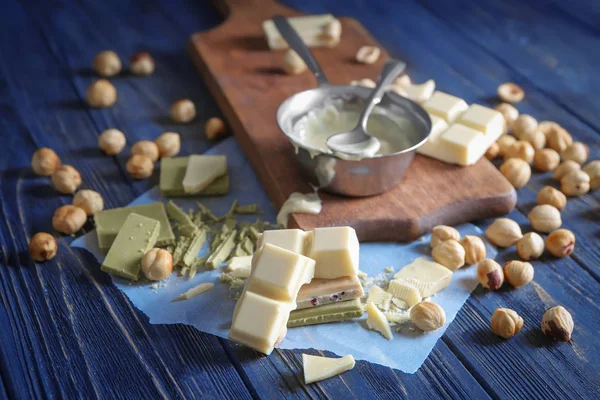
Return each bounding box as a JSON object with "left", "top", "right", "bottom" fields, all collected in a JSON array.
[
  {"left": 181, "top": 229, "right": 207, "bottom": 267},
  {"left": 287, "top": 298, "right": 364, "bottom": 328},
  {"left": 95, "top": 202, "right": 174, "bottom": 251},
  {"left": 166, "top": 200, "right": 195, "bottom": 228},
  {"left": 206, "top": 230, "right": 237, "bottom": 269},
  {"left": 160, "top": 157, "right": 229, "bottom": 197},
  {"left": 100, "top": 213, "right": 160, "bottom": 281}
]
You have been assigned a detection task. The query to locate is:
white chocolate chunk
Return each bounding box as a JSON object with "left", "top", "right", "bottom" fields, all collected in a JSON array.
[
  {"left": 366, "top": 285, "right": 392, "bottom": 311},
  {"left": 302, "top": 354, "right": 355, "bottom": 384},
  {"left": 263, "top": 15, "right": 341, "bottom": 50},
  {"left": 182, "top": 155, "right": 227, "bottom": 194},
  {"left": 418, "top": 123, "right": 488, "bottom": 166},
  {"left": 384, "top": 310, "right": 411, "bottom": 325},
  {"left": 227, "top": 256, "right": 253, "bottom": 279},
  {"left": 386, "top": 279, "right": 421, "bottom": 307},
  {"left": 404, "top": 79, "right": 436, "bottom": 104},
  {"left": 394, "top": 257, "right": 452, "bottom": 297},
  {"left": 457, "top": 104, "right": 504, "bottom": 137},
  {"left": 229, "top": 291, "right": 291, "bottom": 355},
  {"left": 366, "top": 302, "right": 393, "bottom": 340},
  {"left": 309, "top": 227, "right": 359, "bottom": 279},
  {"left": 418, "top": 114, "right": 449, "bottom": 157},
  {"left": 423, "top": 91, "right": 468, "bottom": 123},
  {"left": 256, "top": 229, "right": 312, "bottom": 255},
  {"left": 248, "top": 243, "right": 315, "bottom": 302}
]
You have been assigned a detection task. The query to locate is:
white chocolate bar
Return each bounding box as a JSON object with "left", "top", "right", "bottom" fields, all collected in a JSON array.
[
  {"left": 229, "top": 291, "right": 291, "bottom": 355},
  {"left": 366, "top": 285, "right": 392, "bottom": 311},
  {"left": 182, "top": 155, "right": 227, "bottom": 194},
  {"left": 366, "top": 302, "right": 393, "bottom": 340},
  {"left": 263, "top": 15, "right": 341, "bottom": 50},
  {"left": 457, "top": 104, "right": 504, "bottom": 138},
  {"left": 296, "top": 275, "right": 364, "bottom": 309},
  {"left": 248, "top": 243, "right": 315, "bottom": 302},
  {"left": 256, "top": 229, "right": 312, "bottom": 256},
  {"left": 386, "top": 280, "right": 421, "bottom": 307},
  {"left": 418, "top": 123, "right": 491, "bottom": 166},
  {"left": 309, "top": 227, "right": 359, "bottom": 279},
  {"left": 394, "top": 257, "right": 452, "bottom": 297},
  {"left": 303, "top": 354, "right": 355, "bottom": 384},
  {"left": 423, "top": 91, "right": 468, "bottom": 123}
]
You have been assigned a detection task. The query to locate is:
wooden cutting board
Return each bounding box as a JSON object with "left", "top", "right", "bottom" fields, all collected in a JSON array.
[{"left": 189, "top": 0, "right": 516, "bottom": 241}]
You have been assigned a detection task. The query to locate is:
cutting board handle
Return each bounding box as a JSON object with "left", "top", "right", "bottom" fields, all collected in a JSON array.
[{"left": 211, "top": 0, "right": 298, "bottom": 20}]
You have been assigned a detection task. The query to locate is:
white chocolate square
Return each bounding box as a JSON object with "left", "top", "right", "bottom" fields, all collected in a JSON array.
[
  {"left": 229, "top": 291, "right": 290, "bottom": 355},
  {"left": 248, "top": 243, "right": 315, "bottom": 302},
  {"left": 440, "top": 123, "right": 487, "bottom": 166},
  {"left": 457, "top": 104, "right": 504, "bottom": 137},
  {"left": 256, "top": 229, "right": 312, "bottom": 256},
  {"left": 423, "top": 91, "right": 468, "bottom": 123},
  {"left": 309, "top": 227, "right": 359, "bottom": 279}
]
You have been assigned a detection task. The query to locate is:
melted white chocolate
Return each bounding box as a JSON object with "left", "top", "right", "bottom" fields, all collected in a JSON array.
[{"left": 276, "top": 192, "right": 322, "bottom": 228}]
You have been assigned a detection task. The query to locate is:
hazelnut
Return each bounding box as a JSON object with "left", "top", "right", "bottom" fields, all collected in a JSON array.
[
  {"left": 410, "top": 302, "right": 446, "bottom": 332},
  {"left": 485, "top": 142, "right": 500, "bottom": 160},
  {"left": 356, "top": 45, "right": 381, "bottom": 64},
  {"left": 320, "top": 19, "right": 341, "bottom": 46},
  {"left": 485, "top": 218, "right": 522, "bottom": 247},
  {"left": 561, "top": 170, "right": 590, "bottom": 197},
  {"left": 52, "top": 205, "right": 87, "bottom": 234},
  {"left": 533, "top": 149, "right": 560, "bottom": 172},
  {"left": 582, "top": 160, "right": 600, "bottom": 190},
  {"left": 460, "top": 235, "right": 486, "bottom": 264},
  {"left": 92, "top": 50, "right": 122, "bottom": 77},
  {"left": 545, "top": 229, "right": 575, "bottom": 258},
  {"left": 205, "top": 117, "right": 227, "bottom": 141},
  {"left": 496, "top": 135, "right": 517, "bottom": 157},
  {"left": 494, "top": 103, "right": 519, "bottom": 129},
  {"left": 155, "top": 132, "right": 180, "bottom": 158},
  {"left": 282, "top": 49, "right": 307, "bottom": 75},
  {"left": 505, "top": 141, "right": 535, "bottom": 164},
  {"left": 130, "top": 52, "right": 155, "bottom": 76},
  {"left": 51, "top": 165, "right": 82, "bottom": 194},
  {"left": 432, "top": 239, "right": 465, "bottom": 271},
  {"left": 537, "top": 186, "right": 566, "bottom": 210},
  {"left": 516, "top": 232, "right": 545, "bottom": 260},
  {"left": 561, "top": 142, "right": 589, "bottom": 165},
  {"left": 131, "top": 140, "right": 159, "bottom": 162},
  {"left": 126, "top": 154, "right": 154, "bottom": 179},
  {"left": 98, "top": 129, "right": 126, "bottom": 155},
  {"left": 512, "top": 115, "right": 538, "bottom": 140},
  {"left": 497, "top": 82, "right": 524, "bottom": 103},
  {"left": 491, "top": 308, "right": 524, "bottom": 339},
  {"left": 86, "top": 79, "right": 117, "bottom": 108},
  {"left": 477, "top": 259, "right": 504, "bottom": 290},
  {"left": 141, "top": 248, "right": 173, "bottom": 281},
  {"left": 553, "top": 160, "right": 581, "bottom": 180},
  {"left": 528, "top": 204, "right": 562, "bottom": 233},
  {"left": 31, "top": 148, "right": 61, "bottom": 176},
  {"left": 73, "top": 189, "right": 104, "bottom": 216},
  {"left": 500, "top": 158, "right": 531, "bottom": 189},
  {"left": 430, "top": 225, "right": 460, "bottom": 248},
  {"left": 171, "top": 99, "right": 196, "bottom": 123},
  {"left": 546, "top": 126, "right": 573, "bottom": 153},
  {"left": 538, "top": 121, "right": 561, "bottom": 136},
  {"left": 394, "top": 75, "right": 412, "bottom": 88},
  {"left": 526, "top": 131, "right": 546, "bottom": 150},
  {"left": 351, "top": 78, "right": 376, "bottom": 88},
  {"left": 503, "top": 260, "right": 534, "bottom": 288},
  {"left": 29, "top": 232, "right": 58, "bottom": 262},
  {"left": 541, "top": 306, "right": 574, "bottom": 342}
]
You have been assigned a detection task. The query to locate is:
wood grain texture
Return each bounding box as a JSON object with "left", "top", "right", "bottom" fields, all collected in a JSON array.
[
  {"left": 0, "top": 0, "right": 599, "bottom": 399},
  {"left": 189, "top": 0, "right": 516, "bottom": 242}
]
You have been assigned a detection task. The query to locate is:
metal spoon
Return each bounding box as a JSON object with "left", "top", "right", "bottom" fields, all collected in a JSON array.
[{"left": 325, "top": 60, "right": 406, "bottom": 156}]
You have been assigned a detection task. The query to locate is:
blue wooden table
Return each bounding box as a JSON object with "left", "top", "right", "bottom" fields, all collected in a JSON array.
[{"left": 1, "top": 0, "right": 599, "bottom": 398}]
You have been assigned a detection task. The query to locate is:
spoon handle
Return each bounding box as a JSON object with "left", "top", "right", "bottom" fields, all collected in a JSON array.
[
  {"left": 357, "top": 60, "right": 406, "bottom": 131},
  {"left": 272, "top": 15, "right": 329, "bottom": 86}
]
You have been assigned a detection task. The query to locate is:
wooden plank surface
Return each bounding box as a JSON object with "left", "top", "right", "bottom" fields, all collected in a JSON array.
[
  {"left": 0, "top": 0, "right": 598, "bottom": 399},
  {"left": 189, "top": 0, "right": 516, "bottom": 242}
]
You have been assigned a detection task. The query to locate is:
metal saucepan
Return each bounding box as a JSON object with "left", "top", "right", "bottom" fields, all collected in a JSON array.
[{"left": 274, "top": 15, "right": 432, "bottom": 197}]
